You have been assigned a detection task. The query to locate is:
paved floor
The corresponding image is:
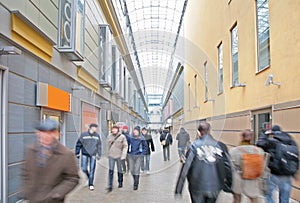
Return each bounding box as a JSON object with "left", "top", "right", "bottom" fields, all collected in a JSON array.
[{"left": 66, "top": 133, "right": 298, "bottom": 203}]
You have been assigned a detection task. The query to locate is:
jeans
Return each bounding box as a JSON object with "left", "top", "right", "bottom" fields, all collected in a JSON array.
[
  {"left": 141, "top": 155, "right": 151, "bottom": 171},
  {"left": 128, "top": 155, "right": 143, "bottom": 186},
  {"left": 178, "top": 147, "right": 186, "bottom": 158},
  {"left": 189, "top": 191, "right": 219, "bottom": 203},
  {"left": 163, "top": 145, "right": 170, "bottom": 161},
  {"left": 81, "top": 155, "right": 96, "bottom": 186},
  {"left": 108, "top": 157, "right": 123, "bottom": 188},
  {"left": 266, "top": 174, "right": 292, "bottom": 203}
]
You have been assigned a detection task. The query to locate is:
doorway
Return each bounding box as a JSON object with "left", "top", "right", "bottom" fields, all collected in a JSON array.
[
  {"left": 252, "top": 108, "right": 272, "bottom": 143},
  {"left": 41, "top": 108, "right": 65, "bottom": 145}
]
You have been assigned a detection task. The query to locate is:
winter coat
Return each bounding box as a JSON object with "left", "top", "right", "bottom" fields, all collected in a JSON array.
[
  {"left": 75, "top": 131, "right": 102, "bottom": 157},
  {"left": 142, "top": 133, "right": 155, "bottom": 155},
  {"left": 127, "top": 134, "right": 148, "bottom": 156},
  {"left": 176, "top": 128, "right": 190, "bottom": 148},
  {"left": 22, "top": 142, "right": 79, "bottom": 203},
  {"left": 175, "top": 134, "right": 232, "bottom": 195},
  {"left": 106, "top": 133, "right": 128, "bottom": 160},
  {"left": 230, "top": 142, "right": 267, "bottom": 197},
  {"left": 160, "top": 130, "right": 173, "bottom": 147}
]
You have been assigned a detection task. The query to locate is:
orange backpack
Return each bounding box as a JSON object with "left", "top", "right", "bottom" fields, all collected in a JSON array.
[{"left": 238, "top": 147, "right": 264, "bottom": 180}]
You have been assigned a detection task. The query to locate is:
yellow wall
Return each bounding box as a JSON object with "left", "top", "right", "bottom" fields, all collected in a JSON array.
[{"left": 184, "top": 0, "right": 300, "bottom": 122}]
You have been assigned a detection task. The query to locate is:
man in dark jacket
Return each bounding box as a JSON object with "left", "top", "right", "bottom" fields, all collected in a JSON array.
[
  {"left": 176, "top": 127, "right": 190, "bottom": 161},
  {"left": 127, "top": 126, "right": 148, "bottom": 190},
  {"left": 175, "top": 122, "right": 232, "bottom": 203},
  {"left": 75, "top": 123, "right": 102, "bottom": 191},
  {"left": 141, "top": 127, "right": 155, "bottom": 173},
  {"left": 257, "top": 125, "right": 298, "bottom": 203},
  {"left": 160, "top": 128, "right": 173, "bottom": 161},
  {"left": 23, "top": 119, "right": 79, "bottom": 203},
  {"left": 121, "top": 125, "right": 130, "bottom": 173}
]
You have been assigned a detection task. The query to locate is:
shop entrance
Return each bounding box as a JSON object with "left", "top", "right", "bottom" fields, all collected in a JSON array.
[
  {"left": 252, "top": 108, "right": 272, "bottom": 143},
  {"left": 41, "top": 108, "right": 65, "bottom": 145}
]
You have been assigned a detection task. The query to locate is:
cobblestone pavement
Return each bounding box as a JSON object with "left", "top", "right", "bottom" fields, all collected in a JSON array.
[{"left": 66, "top": 134, "right": 298, "bottom": 203}]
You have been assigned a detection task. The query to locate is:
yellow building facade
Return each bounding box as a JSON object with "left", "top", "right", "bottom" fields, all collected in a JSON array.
[{"left": 183, "top": 0, "right": 300, "bottom": 199}]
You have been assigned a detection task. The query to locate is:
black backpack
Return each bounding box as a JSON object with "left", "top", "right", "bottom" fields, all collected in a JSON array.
[{"left": 268, "top": 134, "right": 299, "bottom": 176}]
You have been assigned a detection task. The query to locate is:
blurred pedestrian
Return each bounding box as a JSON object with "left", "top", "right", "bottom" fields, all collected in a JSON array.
[
  {"left": 257, "top": 125, "right": 299, "bottom": 203},
  {"left": 230, "top": 130, "right": 267, "bottom": 203},
  {"left": 22, "top": 118, "right": 79, "bottom": 203},
  {"left": 75, "top": 123, "right": 102, "bottom": 191},
  {"left": 106, "top": 125, "right": 128, "bottom": 192},
  {"left": 160, "top": 127, "right": 173, "bottom": 161},
  {"left": 141, "top": 127, "right": 155, "bottom": 174},
  {"left": 175, "top": 122, "right": 232, "bottom": 203},
  {"left": 127, "top": 126, "right": 148, "bottom": 190},
  {"left": 121, "top": 125, "right": 130, "bottom": 173},
  {"left": 176, "top": 127, "right": 190, "bottom": 161}
]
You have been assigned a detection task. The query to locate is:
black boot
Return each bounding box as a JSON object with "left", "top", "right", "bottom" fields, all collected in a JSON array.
[
  {"left": 133, "top": 175, "right": 139, "bottom": 190},
  {"left": 118, "top": 172, "right": 123, "bottom": 188}
]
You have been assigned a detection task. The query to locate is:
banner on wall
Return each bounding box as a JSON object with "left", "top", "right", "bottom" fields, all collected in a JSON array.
[{"left": 81, "top": 102, "right": 99, "bottom": 132}]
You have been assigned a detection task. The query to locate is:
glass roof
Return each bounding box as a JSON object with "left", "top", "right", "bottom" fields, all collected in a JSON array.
[{"left": 113, "top": 0, "right": 187, "bottom": 105}]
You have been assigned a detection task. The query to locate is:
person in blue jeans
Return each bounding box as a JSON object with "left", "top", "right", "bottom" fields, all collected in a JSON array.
[
  {"left": 141, "top": 127, "right": 155, "bottom": 174},
  {"left": 75, "top": 123, "right": 102, "bottom": 191}
]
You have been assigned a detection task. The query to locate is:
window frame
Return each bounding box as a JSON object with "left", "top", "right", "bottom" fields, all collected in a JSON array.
[
  {"left": 256, "top": 0, "right": 271, "bottom": 73},
  {"left": 217, "top": 42, "right": 224, "bottom": 94},
  {"left": 230, "top": 23, "right": 239, "bottom": 87}
]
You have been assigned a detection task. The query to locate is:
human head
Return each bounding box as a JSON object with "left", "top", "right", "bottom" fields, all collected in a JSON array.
[
  {"left": 271, "top": 125, "right": 281, "bottom": 134},
  {"left": 89, "top": 123, "right": 98, "bottom": 134},
  {"left": 123, "top": 125, "right": 129, "bottom": 133},
  {"left": 133, "top": 126, "right": 141, "bottom": 137},
  {"left": 197, "top": 122, "right": 211, "bottom": 137},
  {"left": 142, "top": 127, "right": 147, "bottom": 135},
  {"left": 35, "top": 119, "right": 60, "bottom": 147},
  {"left": 112, "top": 125, "right": 119, "bottom": 135},
  {"left": 241, "top": 130, "right": 253, "bottom": 142}
]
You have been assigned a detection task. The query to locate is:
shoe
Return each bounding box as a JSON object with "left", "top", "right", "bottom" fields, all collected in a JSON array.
[
  {"left": 133, "top": 185, "right": 138, "bottom": 190},
  {"left": 118, "top": 183, "right": 123, "bottom": 188},
  {"left": 106, "top": 187, "right": 112, "bottom": 193},
  {"left": 89, "top": 185, "right": 95, "bottom": 191}
]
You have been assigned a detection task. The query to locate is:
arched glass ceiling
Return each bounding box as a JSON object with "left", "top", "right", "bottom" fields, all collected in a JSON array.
[{"left": 113, "top": 0, "right": 188, "bottom": 105}]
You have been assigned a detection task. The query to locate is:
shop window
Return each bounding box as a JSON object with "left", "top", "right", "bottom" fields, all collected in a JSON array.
[
  {"left": 256, "top": 0, "right": 270, "bottom": 71},
  {"left": 58, "top": 0, "right": 85, "bottom": 61}
]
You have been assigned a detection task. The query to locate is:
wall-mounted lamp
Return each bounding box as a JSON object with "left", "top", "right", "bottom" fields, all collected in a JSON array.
[
  {"left": 0, "top": 46, "right": 22, "bottom": 55},
  {"left": 265, "top": 74, "right": 281, "bottom": 87},
  {"left": 71, "top": 85, "right": 85, "bottom": 90}
]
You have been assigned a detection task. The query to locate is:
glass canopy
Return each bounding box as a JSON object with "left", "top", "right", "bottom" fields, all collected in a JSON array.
[{"left": 113, "top": 0, "right": 187, "bottom": 105}]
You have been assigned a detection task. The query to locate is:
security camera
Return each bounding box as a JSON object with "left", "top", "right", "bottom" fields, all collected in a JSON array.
[{"left": 265, "top": 74, "right": 273, "bottom": 86}]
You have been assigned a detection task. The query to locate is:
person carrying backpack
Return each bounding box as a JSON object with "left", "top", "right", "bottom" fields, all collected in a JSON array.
[
  {"left": 230, "top": 130, "right": 268, "bottom": 203},
  {"left": 257, "top": 125, "right": 299, "bottom": 203}
]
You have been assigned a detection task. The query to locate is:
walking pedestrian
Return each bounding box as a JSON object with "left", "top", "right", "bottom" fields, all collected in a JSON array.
[
  {"left": 257, "top": 125, "right": 299, "bottom": 203},
  {"left": 106, "top": 125, "right": 128, "bottom": 192},
  {"left": 127, "top": 126, "right": 148, "bottom": 190},
  {"left": 175, "top": 122, "right": 232, "bottom": 203},
  {"left": 22, "top": 119, "right": 79, "bottom": 203},
  {"left": 75, "top": 123, "right": 102, "bottom": 191},
  {"left": 176, "top": 127, "right": 190, "bottom": 161},
  {"left": 141, "top": 127, "right": 155, "bottom": 173},
  {"left": 230, "top": 130, "right": 268, "bottom": 203},
  {"left": 160, "top": 127, "right": 173, "bottom": 161},
  {"left": 121, "top": 125, "right": 130, "bottom": 173}
]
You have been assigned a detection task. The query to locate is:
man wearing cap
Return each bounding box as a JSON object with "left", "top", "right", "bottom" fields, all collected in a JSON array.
[
  {"left": 75, "top": 123, "right": 102, "bottom": 191},
  {"left": 106, "top": 125, "right": 128, "bottom": 192},
  {"left": 22, "top": 118, "right": 79, "bottom": 203},
  {"left": 257, "top": 125, "right": 299, "bottom": 203}
]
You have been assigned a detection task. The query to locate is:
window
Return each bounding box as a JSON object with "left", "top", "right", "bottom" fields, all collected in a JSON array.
[
  {"left": 231, "top": 24, "right": 239, "bottom": 86},
  {"left": 99, "top": 25, "right": 112, "bottom": 86},
  {"left": 204, "top": 62, "right": 208, "bottom": 101},
  {"left": 256, "top": 0, "right": 270, "bottom": 71},
  {"left": 111, "top": 45, "right": 117, "bottom": 90},
  {"left": 218, "top": 43, "right": 224, "bottom": 93},
  {"left": 194, "top": 74, "right": 199, "bottom": 108},
  {"left": 58, "top": 0, "right": 85, "bottom": 60}
]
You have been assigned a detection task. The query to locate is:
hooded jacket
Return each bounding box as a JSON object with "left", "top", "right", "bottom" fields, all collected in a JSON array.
[
  {"left": 175, "top": 134, "right": 232, "bottom": 196},
  {"left": 106, "top": 133, "right": 128, "bottom": 160},
  {"left": 176, "top": 128, "right": 190, "bottom": 148},
  {"left": 128, "top": 134, "right": 148, "bottom": 156},
  {"left": 160, "top": 130, "right": 173, "bottom": 146}
]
